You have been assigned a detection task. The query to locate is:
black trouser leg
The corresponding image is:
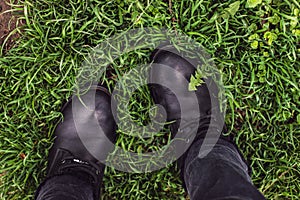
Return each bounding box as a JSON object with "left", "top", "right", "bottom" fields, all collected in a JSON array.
[
  {"left": 184, "top": 138, "right": 266, "bottom": 200},
  {"left": 35, "top": 174, "right": 94, "bottom": 200}
]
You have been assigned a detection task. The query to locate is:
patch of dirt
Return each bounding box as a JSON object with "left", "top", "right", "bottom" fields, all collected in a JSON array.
[{"left": 0, "top": 0, "right": 22, "bottom": 52}]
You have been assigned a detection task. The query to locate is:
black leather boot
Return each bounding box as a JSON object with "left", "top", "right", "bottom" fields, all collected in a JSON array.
[
  {"left": 44, "top": 85, "right": 116, "bottom": 200},
  {"left": 149, "top": 45, "right": 236, "bottom": 182},
  {"left": 150, "top": 45, "right": 228, "bottom": 140}
]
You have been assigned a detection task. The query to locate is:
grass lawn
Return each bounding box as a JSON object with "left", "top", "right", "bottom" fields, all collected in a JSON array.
[{"left": 0, "top": 0, "right": 299, "bottom": 199}]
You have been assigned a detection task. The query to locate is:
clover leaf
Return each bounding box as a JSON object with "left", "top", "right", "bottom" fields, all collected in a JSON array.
[
  {"left": 221, "top": 1, "right": 240, "bottom": 19},
  {"left": 246, "top": 0, "right": 262, "bottom": 8}
]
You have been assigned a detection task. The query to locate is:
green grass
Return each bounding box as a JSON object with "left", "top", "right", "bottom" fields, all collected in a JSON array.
[{"left": 0, "top": 0, "right": 299, "bottom": 199}]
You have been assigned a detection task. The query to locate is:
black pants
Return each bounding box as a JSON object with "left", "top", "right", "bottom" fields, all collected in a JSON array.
[{"left": 35, "top": 139, "right": 266, "bottom": 200}]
